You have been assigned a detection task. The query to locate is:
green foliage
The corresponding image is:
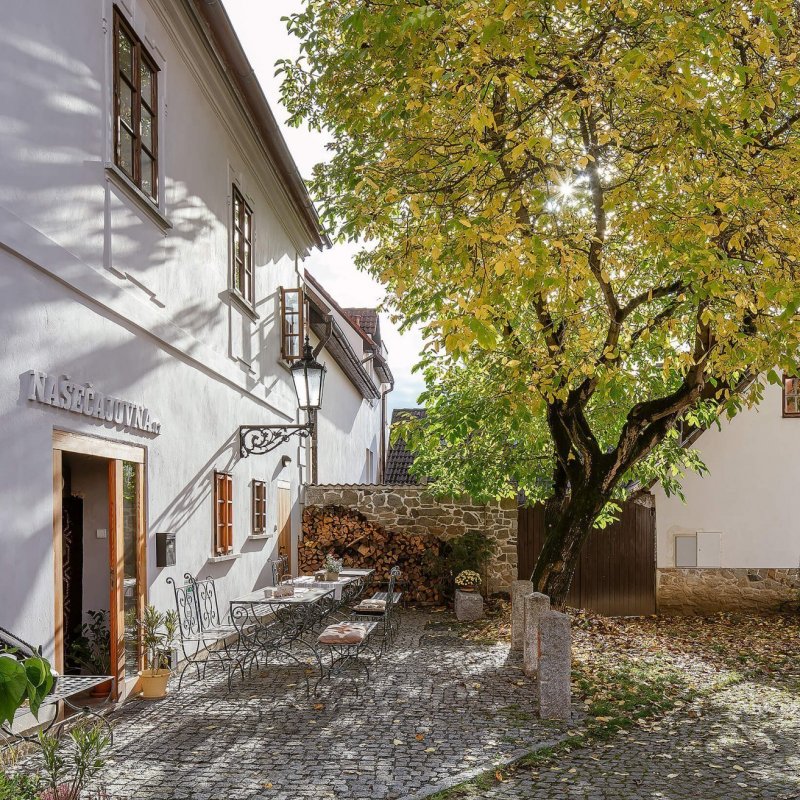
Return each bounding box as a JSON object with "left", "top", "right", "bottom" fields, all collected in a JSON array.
[
  {"left": 281, "top": 0, "right": 800, "bottom": 523},
  {"left": 39, "top": 723, "right": 110, "bottom": 800},
  {"left": 424, "top": 530, "right": 495, "bottom": 599},
  {"left": 0, "top": 649, "right": 53, "bottom": 728},
  {"left": 0, "top": 772, "right": 41, "bottom": 800},
  {"left": 68, "top": 610, "right": 110, "bottom": 675},
  {"left": 137, "top": 606, "right": 178, "bottom": 674}
]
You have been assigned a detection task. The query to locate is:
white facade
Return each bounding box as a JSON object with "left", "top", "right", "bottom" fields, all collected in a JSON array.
[
  {"left": 654, "top": 381, "right": 800, "bottom": 571},
  {"left": 0, "top": 0, "right": 390, "bottom": 680}
]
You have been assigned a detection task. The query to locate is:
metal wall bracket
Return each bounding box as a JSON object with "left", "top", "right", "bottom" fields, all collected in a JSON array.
[{"left": 239, "top": 424, "right": 312, "bottom": 458}]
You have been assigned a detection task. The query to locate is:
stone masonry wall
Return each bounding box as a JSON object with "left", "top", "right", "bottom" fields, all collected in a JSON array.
[
  {"left": 304, "top": 484, "right": 518, "bottom": 594},
  {"left": 658, "top": 568, "right": 800, "bottom": 614}
]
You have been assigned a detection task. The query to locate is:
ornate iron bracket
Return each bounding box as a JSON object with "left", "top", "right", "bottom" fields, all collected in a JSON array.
[{"left": 239, "top": 424, "right": 312, "bottom": 458}]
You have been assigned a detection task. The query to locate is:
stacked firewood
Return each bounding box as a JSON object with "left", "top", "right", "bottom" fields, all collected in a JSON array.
[{"left": 300, "top": 505, "right": 444, "bottom": 605}]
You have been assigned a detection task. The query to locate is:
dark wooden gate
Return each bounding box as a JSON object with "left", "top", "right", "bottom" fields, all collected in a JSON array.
[{"left": 517, "top": 498, "right": 656, "bottom": 616}]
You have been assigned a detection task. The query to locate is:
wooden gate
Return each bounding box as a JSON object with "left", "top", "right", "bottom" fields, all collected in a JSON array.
[{"left": 517, "top": 498, "right": 656, "bottom": 616}]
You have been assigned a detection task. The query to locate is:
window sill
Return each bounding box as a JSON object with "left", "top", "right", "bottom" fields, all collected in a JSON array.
[
  {"left": 104, "top": 163, "right": 172, "bottom": 232},
  {"left": 208, "top": 553, "right": 242, "bottom": 564},
  {"left": 228, "top": 289, "right": 259, "bottom": 321},
  {"left": 247, "top": 533, "right": 272, "bottom": 541}
]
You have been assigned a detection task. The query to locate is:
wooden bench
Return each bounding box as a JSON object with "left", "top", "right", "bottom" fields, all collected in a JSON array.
[{"left": 350, "top": 566, "right": 403, "bottom": 654}]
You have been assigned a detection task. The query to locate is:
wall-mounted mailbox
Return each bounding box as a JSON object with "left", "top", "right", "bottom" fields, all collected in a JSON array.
[{"left": 156, "top": 532, "right": 176, "bottom": 567}]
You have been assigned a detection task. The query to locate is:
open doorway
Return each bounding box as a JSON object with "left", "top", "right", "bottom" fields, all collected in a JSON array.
[{"left": 53, "top": 431, "right": 146, "bottom": 700}]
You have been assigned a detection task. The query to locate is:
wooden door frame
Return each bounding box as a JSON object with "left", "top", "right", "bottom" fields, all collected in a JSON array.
[
  {"left": 276, "top": 481, "right": 292, "bottom": 575},
  {"left": 52, "top": 430, "right": 146, "bottom": 699}
]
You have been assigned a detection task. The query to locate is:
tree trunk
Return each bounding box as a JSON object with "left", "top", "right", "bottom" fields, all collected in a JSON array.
[{"left": 530, "top": 491, "right": 604, "bottom": 607}]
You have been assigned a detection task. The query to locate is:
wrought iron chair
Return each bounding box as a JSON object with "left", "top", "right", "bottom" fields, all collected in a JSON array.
[
  {"left": 350, "top": 566, "right": 403, "bottom": 654},
  {"left": 269, "top": 553, "right": 290, "bottom": 586},
  {"left": 167, "top": 574, "right": 246, "bottom": 690}
]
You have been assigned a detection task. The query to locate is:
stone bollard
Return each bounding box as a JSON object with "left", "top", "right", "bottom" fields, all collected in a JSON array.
[
  {"left": 536, "top": 610, "right": 572, "bottom": 721},
  {"left": 454, "top": 589, "right": 484, "bottom": 621},
  {"left": 523, "top": 592, "right": 550, "bottom": 676},
  {"left": 511, "top": 579, "right": 534, "bottom": 651}
]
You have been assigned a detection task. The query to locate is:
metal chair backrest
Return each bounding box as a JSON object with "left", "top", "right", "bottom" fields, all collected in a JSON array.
[
  {"left": 167, "top": 575, "right": 202, "bottom": 639},
  {"left": 270, "top": 554, "right": 289, "bottom": 586},
  {"left": 0, "top": 625, "right": 42, "bottom": 659},
  {"left": 192, "top": 575, "right": 225, "bottom": 631},
  {"left": 386, "top": 566, "right": 401, "bottom": 607}
]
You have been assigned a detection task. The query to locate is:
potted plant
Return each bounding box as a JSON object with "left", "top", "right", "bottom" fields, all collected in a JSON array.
[
  {"left": 323, "top": 553, "right": 343, "bottom": 582},
  {"left": 455, "top": 570, "right": 482, "bottom": 593},
  {"left": 136, "top": 606, "right": 178, "bottom": 700},
  {"left": 68, "top": 610, "right": 111, "bottom": 696}
]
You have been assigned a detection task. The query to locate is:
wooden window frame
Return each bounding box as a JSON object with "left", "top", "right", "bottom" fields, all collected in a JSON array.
[
  {"left": 252, "top": 480, "right": 267, "bottom": 534},
  {"left": 231, "top": 185, "right": 254, "bottom": 307},
  {"left": 213, "top": 471, "right": 234, "bottom": 555},
  {"left": 113, "top": 6, "right": 159, "bottom": 201},
  {"left": 281, "top": 287, "right": 305, "bottom": 361},
  {"left": 782, "top": 374, "right": 800, "bottom": 418}
]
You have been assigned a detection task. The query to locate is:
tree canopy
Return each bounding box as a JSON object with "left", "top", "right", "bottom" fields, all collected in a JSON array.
[{"left": 281, "top": 0, "right": 800, "bottom": 596}]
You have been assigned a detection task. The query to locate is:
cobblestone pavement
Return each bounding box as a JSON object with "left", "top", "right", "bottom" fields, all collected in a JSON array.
[
  {"left": 482, "top": 680, "right": 800, "bottom": 800},
  {"left": 96, "top": 611, "right": 564, "bottom": 800}
]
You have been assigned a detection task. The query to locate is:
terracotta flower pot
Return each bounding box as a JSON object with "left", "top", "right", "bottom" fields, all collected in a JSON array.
[
  {"left": 90, "top": 678, "right": 114, "bottom": 698},
  {"left": 458, "top": 586, "right": 477, "bottom": 593},
  {"left": 138, "top": 668, "right": 171, "bottom": 699}
]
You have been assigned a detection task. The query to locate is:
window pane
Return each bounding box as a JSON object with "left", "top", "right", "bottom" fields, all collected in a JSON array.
[
  {"left": 140, "top": 62, "right": 153, "bottom": 106},
  {"left": 119, "top": 82, "right": 133, "bottom": 127},
  {"left": 233, "top": 196, "right": 241, "bottom": 228},
  {"left": 140, "top": 151, "right": 153, "bottom": 197},
  {"left": 787, "top": 396, "right": 798, "bottom": 415},
  {"left": 118, "top": 31, "right": 133, "bottom": 79},
  {"left": 244, "top": 211, "right": 251, "bottom": 240},
  {"left": 140, "top": 108, "right": 153, "bottom": 151},
  {"left": 285, "top": 291, "right": 299, "bottom": 314},
  {"left": 119, "top": 128, "right": 134, "bottom": 176},
  {"left": 122, "top": 462, "right": 139, "bottom": 678}
]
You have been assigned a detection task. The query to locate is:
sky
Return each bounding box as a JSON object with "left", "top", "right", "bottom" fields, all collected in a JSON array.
[{"left": 224, "top": 0, "right": 425, "bottom": 413}]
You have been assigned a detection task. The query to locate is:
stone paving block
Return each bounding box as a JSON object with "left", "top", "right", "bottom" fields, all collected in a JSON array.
[
  {"left": 511, "top": 579, "right": 533, "bottom": 651},
  {"left": 75, "top": 611, "right": 558, "bottom": 800},
  {"left": 523, "top": 592, "right": 550, "bottom": 676}
]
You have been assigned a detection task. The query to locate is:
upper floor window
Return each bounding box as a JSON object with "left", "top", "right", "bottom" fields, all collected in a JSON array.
[
  {"left": 281, "top": 288, "right": 304, "bottom": 361},
  {"left": 252, "top": 480, "right": 267, "bottom": 534},
  {"left": 232, "top": 185, "right": 254, "bottom": 306},
  {"left": 213, "top": 471, "right": 233, "bottom": 555},
  {"left": 783, "top": 375, "right": 800, "bottom": 417},
  {"left": 114, "top": 8, "right": 159, "bottom": 201}
]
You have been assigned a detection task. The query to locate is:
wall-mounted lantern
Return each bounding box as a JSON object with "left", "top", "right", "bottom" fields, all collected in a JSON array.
[{"left": 239, "top": 336, "right": 327, "bottom": 461}]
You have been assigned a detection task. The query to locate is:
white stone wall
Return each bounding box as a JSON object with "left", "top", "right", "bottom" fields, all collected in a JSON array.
[
  {"left": 0, "top": 0, "right": 385, "bottom": 658},
  {"left": 654, "top": 381, "right": 800, "bottom": 571}
]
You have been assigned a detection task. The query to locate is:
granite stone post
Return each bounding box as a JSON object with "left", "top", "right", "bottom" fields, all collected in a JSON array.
[
  {"left": 454, "top": 589, "right": 484, "bottom": 621},
  {"left": 536, "top": 610, "right": 572, "bottom": 721},
  {"left": 523, "top": 592, "right": 551, "bottom": 676},
  {"left": 511, "top": 579, "right": 533, "bottom": 651}
]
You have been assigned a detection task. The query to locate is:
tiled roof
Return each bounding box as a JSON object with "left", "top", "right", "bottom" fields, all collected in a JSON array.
[
  {"left": 385, "top": 408, "right": 426, "bottom": 484},
  {"left": 344, "top": 307, "right": 380, "bottom": 342}
]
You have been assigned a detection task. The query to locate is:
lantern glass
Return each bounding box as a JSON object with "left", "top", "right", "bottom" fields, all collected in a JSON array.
[{"left": 291, "top": 337, "right": 326, "bottom": 412}]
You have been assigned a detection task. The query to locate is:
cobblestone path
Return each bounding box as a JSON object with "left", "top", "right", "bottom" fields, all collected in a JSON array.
[
  {"left": 482, "top": 680, "right": 800, "bottom": 800},
  {"left": 97, "top": 612, "right": 562, "bottom": 800}
]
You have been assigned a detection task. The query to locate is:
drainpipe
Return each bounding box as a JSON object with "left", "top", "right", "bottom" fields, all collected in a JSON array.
[{"left": 310, "top": 317, "right": 334, "bottom": 485}]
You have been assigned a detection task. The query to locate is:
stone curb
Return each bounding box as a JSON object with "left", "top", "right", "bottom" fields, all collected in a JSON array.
[{"left": 394, "top": 731, "right": 574, "bottom": 800}]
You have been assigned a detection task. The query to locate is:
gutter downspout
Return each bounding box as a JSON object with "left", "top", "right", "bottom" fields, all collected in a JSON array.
[{"left": 310, "top": 317, "right": 334, "bottom": 485}]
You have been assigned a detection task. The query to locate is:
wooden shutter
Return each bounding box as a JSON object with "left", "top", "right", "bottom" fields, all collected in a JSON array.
[
  {"left": 280, "top": 288, "right": 304, "bottom": 361},
  {"left": 252, "top": 480, "right": 267, "bottom": 534},
  {"left": 214, "top": 472, "right": 233, "bottom": 554}
]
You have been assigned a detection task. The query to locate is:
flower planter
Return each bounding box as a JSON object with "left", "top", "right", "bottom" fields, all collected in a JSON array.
[
  {"left": 90, "top": 678, "right": 114, "bottom": 698},
  {"left": 138, "top": 668, "right": 171, "bottom": 699},
  {"left": 324, "top": 571, "right": 341, "bottom": 582}
]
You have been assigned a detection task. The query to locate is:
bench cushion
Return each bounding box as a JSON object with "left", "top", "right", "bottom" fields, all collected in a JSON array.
[
  {"left": 318, "top": 622, "right": 369, "bottom": 645},
  {"left": 371, "top": 592, "right": 402, "bottom": 605},
  {"left": 353, "top": 599, "right": 386, "bottom": 613}
]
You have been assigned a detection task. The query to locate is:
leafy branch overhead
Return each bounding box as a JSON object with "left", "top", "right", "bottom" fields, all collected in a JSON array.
[{"left": 281, "top": 0, "right": 800, "bottom": 598}]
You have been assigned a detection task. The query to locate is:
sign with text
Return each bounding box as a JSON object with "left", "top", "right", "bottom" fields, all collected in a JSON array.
[{"left": 26, "top": 370, "right": 162, "bottom": 435}]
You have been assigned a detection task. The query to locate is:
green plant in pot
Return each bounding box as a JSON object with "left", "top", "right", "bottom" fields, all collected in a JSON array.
[
  {"left": 68, "top": 610, "right": 111, "bottom": 696},
  {"left": 136, "top": 606, "right": 178, "bottom": 700},
  {"left": 323, "top": 553, "right": 343, "bottom": 582}
]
